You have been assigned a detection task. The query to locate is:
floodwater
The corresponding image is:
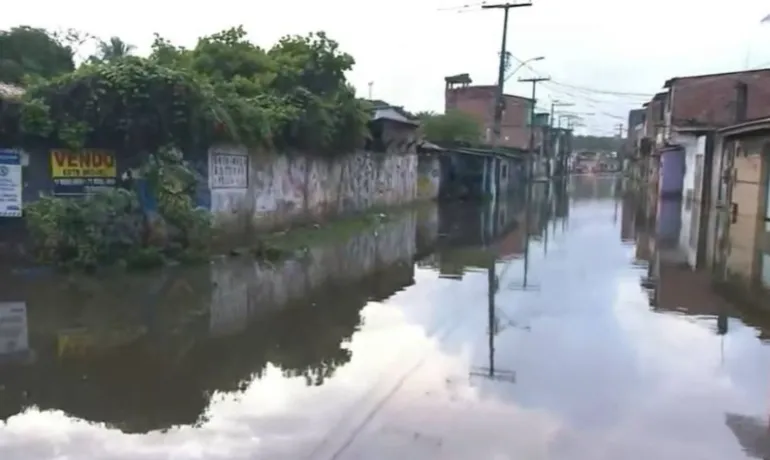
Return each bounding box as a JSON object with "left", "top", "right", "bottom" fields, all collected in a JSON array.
[{"left": 2, "top": 175, "right": 770, "bottom": 459}]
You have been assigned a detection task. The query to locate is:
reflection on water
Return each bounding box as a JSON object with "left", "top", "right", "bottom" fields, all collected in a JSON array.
[
  {"left": 0, "top": 211, "right": 420, "bottom": 433},
  {"left": 9, "top": 175, "right": 770, "bottom": 459}
]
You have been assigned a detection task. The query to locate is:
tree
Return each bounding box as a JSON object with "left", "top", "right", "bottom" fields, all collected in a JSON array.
[
  {"left": 18, "top": 26, "right": 370, "bottom": 155},
  {"left": 0, "top": 26, "right": 75, "bottom": 84},
  {"left": 419, "top": 110, "right": 482, "bottom": 144},
  {"left": 92, "top": 36, "right": 135, "bottom": 63}
]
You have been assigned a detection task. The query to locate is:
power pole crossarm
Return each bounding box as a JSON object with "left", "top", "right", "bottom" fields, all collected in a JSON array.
[{"left": 481, "top": 2, "right": 533, "bottom": 9}]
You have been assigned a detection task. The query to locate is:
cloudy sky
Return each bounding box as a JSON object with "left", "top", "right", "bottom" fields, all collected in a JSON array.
[{"left": 3, "top": 0, "right": 770, "bottom": 136}]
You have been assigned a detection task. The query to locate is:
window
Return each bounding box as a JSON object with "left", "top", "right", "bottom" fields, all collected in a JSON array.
[{"left": 501, "top": 163, "right": 508, "bottom": 179}]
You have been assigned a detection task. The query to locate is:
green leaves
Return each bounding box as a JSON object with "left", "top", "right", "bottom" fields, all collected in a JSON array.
[
  {"left": 6, "top": 26, "right": 368, "bottom": 169},
  {"left": 26, "top": 150, "right": 211, "bottom": 271},
  {"left": 20, "top": 57, "right": 215, "bottom": 151},
  {"left": 419, "top": 110, "right": 483, "bottom": 144},
  {"left": 0, "top": 26, "right": 75, "bottom": 84},
  {"left": 144, "top": 27, "right": 368, "bottom": 154}
]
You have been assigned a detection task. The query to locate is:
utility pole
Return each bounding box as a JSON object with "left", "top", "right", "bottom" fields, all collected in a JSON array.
[
  {"left": 550, "top": 100, "right": 573, "bottom": 177},
  {"left": 519, "top": 76, "right": 550, "bottom": 181},
  {"left": 616, "top": 123, "right": 624, "bottom": 138},
  {"left": 483, "top": 2, "right": 533, "bottom": 148}
]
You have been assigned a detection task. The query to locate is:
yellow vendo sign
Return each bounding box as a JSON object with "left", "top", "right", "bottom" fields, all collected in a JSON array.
[{"left": 50, "top": 149, "right": 117, "bottom": 178}]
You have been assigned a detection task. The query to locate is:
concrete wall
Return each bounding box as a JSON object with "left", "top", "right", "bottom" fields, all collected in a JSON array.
[
  {"left": 675, "top": 132, "right": 702, "bottom": 268},
  {"left": 417, "top": 154, "right": 440, "bottom": 200},
  {"left": 206, "top": 146, "right": 418, "bottom": 231}
]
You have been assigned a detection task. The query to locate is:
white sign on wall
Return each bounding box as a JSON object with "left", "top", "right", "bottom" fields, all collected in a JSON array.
[
  {"left": 0, "top": 149, "right": 22, "bottom": 217},
  {"left": 0, "top": 302, "right": 28, "bottom": 355},
  {"left": 210, "top": 152, "right": 248, "bottom": 189}
]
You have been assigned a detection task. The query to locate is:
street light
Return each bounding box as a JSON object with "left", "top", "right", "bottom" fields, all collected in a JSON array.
[{"left": 505, "top": 56, "right": 544, "bottom": 81}]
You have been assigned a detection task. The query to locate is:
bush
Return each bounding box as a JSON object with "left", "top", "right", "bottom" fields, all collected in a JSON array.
[
  {"left": 25, "top": 149, "right": 212, "bottom": 271},
  {"left": 25, "top": 189, "right": 145, "bottom": 270}
]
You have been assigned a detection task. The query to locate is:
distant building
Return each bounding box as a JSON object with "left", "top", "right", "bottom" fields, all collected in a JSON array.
[{"left": 444, "top": 73, "right": 534, "bottom": 150}]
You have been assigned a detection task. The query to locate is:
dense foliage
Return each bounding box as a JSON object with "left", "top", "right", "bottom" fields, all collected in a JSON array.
[
  {"left": 3, "top": 25, "right": 370, "bottom": 155},
  {"left": 417, "top": 109, "right": 482, "bottom": 144},
  {"left": 1, "top": 25, "right": 372, "bottom": 270},
  {"left": 0, "top": 26, "right": 75, "bottom": 84}
]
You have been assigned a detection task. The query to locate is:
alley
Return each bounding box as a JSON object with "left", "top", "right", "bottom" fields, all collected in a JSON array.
[{"left": 2, "top": 175, "right": 770, "bottom": 459}]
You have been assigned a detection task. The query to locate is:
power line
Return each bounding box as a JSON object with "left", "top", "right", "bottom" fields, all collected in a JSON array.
[
  {"left": 437, "top": 1, "right": 489, "bottom": 11},
  {"left": 506, "top": 53, "right": 656, "bottom": 97}
]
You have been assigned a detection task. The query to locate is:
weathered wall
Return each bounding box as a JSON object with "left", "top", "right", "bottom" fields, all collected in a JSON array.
[
  {"left": 208, "top": 208, "right": 419, "bottom": 337},
  {"left": 723, "top": 137, "right": 765, "bottom": 286},
  {"left": 674, "top": 133, "right": 700, "bottom": 268},
  {"left": 417, "top": 154, "right": 440, "bottom": 200},
  {"left": 206, "top": 146, "right": 418, "bottom": 231}
]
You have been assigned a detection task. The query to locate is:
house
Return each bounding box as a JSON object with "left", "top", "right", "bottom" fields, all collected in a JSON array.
[
  {"left": 708, "top": 116, "right": 770, "bottom": 298},
  {"left": 660, "top": 68, "right": 770, "bottom": 204},
  {"left": 633, "top": 68, "right": 770, "bottom": 270},
  {"left": 444, "top": 73, "right": 535, "bottom": 151},
  {"left": 364, "top": 99, "right": 420, "bottom": 155},
  {"left": 368, "top": 99, "right": 417, "bottom": 125}
]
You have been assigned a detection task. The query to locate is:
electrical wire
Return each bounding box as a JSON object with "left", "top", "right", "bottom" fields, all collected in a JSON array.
[
  {"left": 507, "top": 54, "right": 656, "bottom": 98},
  {"left": 436, "top": 1, "right": 488, "bottom": 12}
]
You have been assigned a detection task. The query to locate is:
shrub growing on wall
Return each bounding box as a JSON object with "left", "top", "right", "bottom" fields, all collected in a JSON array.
[
  {"left": 25, "top": 148, "right": 211, "bottom": 271},
  {"left": 25, "top": 189, "right": 145, "bottom": 270}
]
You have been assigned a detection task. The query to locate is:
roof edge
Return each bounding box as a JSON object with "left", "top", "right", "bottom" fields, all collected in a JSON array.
[
  {"left": 665, "top": 67, "right": 770, "bottom": 88},
  {"left": 718, "top": 116, "right": 770, "bottom": 137}
]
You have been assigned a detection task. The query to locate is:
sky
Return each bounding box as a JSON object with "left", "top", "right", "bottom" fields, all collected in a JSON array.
[{"left": 3, "top": 0, "right": 770, "bottom": 136}]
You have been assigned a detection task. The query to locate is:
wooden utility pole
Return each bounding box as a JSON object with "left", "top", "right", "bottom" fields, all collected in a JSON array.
[
  {"left": 616, "top": 123, "right": 624, "bottom": 138},
  {"left": 549, "top": 100, "right": 573, "bottom": 177},
  {"left": 483, "top": 2, "right": 532, "bottom": 148},
  {"left": 519, "top": 76, "right": 550, "bottom": 181}
]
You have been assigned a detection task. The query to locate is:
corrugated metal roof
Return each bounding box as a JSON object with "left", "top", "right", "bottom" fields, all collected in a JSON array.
[{"left": 372, "top": 107, "right": 419, "bottom": 126}]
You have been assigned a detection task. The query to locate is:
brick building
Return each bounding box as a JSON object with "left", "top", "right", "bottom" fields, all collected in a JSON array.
[
  {"left": 444, "top": 74, "right": 534, "bottom": 150},
  {"left": 663, "top": 69, "right": 770, "bottom": 134}
]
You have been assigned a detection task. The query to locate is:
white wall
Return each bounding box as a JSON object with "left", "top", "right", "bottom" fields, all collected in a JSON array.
[
  {"left": 206, "top": 147, "right": 419, "bottom": 231},
  {"left": 674, "top": 133, "right": 706, "bottom": 269}
]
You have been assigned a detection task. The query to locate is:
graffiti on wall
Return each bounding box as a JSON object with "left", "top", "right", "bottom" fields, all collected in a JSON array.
[{"left": 50, "top": 149, "right": 117, "bottom": 196}]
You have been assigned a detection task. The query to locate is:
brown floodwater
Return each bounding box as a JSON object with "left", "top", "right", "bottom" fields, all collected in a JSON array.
[{"left": 2, "top": 175, "right": 770, "bottom": 459}]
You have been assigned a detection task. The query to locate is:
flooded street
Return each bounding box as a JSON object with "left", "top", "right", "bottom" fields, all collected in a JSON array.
[{"left": 3, "top": 175, "right": 770, "bottom": 459}]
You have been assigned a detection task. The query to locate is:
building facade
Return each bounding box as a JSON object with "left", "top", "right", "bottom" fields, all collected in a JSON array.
[
  {"left": 709, "top": 118, "right": 770, "bottom": 298},
  {"left": 444, "top": 77, "right": 534, "bottom": 151}
]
